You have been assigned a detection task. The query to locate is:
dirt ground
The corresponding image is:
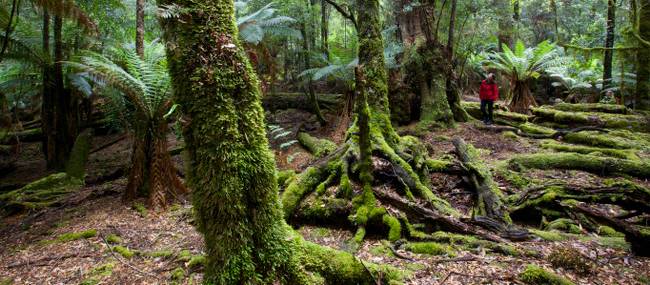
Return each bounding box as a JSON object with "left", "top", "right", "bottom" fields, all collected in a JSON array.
[{"left": 1, "top": 112, "right": 649, "bottom": 285}]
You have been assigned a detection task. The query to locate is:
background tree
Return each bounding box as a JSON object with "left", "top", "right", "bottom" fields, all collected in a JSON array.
[{"left": 603, "top": 0, "right": 617, "bottom": 91}]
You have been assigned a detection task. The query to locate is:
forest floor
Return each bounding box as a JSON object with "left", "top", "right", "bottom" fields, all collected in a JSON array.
[{"left": 1, "top": 105, "right": 650, "bottom": 285}]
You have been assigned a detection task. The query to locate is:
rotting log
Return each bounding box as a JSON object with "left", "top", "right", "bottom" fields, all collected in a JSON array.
[
  {"left": 262, "top": 92, "right": 343, "bottom": 112},
  {"left": 508, "top": 152, "right": 650, "bottom": 178},
  {"left": 297, "top": 132, "right": 337, "bottom": 158}
]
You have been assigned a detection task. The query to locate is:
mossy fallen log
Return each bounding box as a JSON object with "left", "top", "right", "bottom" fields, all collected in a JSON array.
[
  {"left": 508, "top": 152, "right": 650, "bottom": 178},
  {"left": 0, "top": 128, "right": 42, "bottom": 144},
  {"left": 262, "top": 92, "right": 343, "bottom": 112},
  {"left": 297, "top": 132, "right": 337, "bottom": 158},
  {"left": 562, "top": 131, "right": 650, "bottom": 150},
  {"left": 532, "top": 107, "right": 649, "bottom": 132},
  {"left": 540, "top": 140, "right": 640, "bottom": 160},
  {"left": 462, "top": 101, "right": 531, "bottom": 123},
  {"left": 0, "top": 131, "right": 91, "bottom": 215},
  {"left": 550, "top": 103, "right": 628, "bottom": 114}
]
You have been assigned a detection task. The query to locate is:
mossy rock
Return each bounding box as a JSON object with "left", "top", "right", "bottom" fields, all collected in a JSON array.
[{"left": 519, "top": 264, "right": 575, "bottom": 285}]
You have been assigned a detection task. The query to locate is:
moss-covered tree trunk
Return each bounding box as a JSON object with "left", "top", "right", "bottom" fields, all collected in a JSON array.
[
  {"left": 158, "top": 1, "right": 304, "bottom": 283},
  {"left": 603, "top": 0, "right": 617, "bottom": 90},
  {"left": 637, "top": 0, "right": 650, "bottom": 109},
  {"left": 136, "top": 0, "right": 145, "bottom": 58}
]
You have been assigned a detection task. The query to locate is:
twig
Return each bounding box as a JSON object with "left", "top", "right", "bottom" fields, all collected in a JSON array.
[
  {"left": 101, "top": 236, "right": 162, "bottom": 280},
  {"left": 323, "top": 0, "right": 357, "bottom": 29},
  {"left": 388, "top": 244, "right": 414, "bottom": 261}
]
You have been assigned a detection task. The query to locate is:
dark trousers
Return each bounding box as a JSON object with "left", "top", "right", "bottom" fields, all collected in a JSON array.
[{"left": 480, "top": 100, "right": 494, "bottom": 123}]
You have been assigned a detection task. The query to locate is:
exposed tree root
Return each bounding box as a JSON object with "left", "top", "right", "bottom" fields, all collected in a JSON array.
[
  {"left": 549, "top": 103, "right": 629, "bottom": 114},
  {"left": 532, "top": 106, "right": 650, "bottom": 132}
]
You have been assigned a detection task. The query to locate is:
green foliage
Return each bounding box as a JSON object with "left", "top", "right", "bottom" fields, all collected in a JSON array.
[
  {"left": 132, "top": 202, "right": 148, "bottom": 217},
  {"left": 235, "top": 2, "right": 301, "bottom": 45},
  {"left": 485, "top": 40, "right": 568, "bottom": 83}
]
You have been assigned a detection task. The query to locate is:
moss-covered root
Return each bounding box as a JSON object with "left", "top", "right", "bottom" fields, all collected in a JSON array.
[
  {"left": 508, "top": 152, "right": 650, "bottom": 178},
  {"left": 296, "top": 237, "right": 409, "bottom": 284},
  {"left": 519, "top": 264, "right": 575, "bottom": 285},
  {"left": 297, "top": 132, "right": 337, "bottom": 158},
  {"left": 452, "top": 138, "right": 511, "bottom": 224},
  {"left": 462, "top": 101, "right": 532, "bottom": 123},
  {"left": 549, "top": 103, "right": 628, "bottom": 114}
]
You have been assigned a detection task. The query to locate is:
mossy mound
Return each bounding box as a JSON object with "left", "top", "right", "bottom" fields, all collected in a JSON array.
[
  {"left": 547, "top": 247, "right": 593, "bottom": 275},
  {"left": 519, "top": 264, "right": 575, "bottom": 285},
  {"left": 0, "top": 173, "right": 84, "bottom": 215}
]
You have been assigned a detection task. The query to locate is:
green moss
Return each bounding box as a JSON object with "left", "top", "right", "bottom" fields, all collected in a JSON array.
[
  {"left": 187, "top": 254, "right": 206, "bottom": 269},
  {"left": 382, "top": 215, "right": 402, "bottom": 242},
  {"left": 518, "top": 122, "right": 556, "bottom": 135},
  {"left": 277, "top": 169, "right": 297, "bottom": 188},
  {"left": 0, "top": 173, "right": 83, "bottom": 214},
  {"left": 519, "top": 264, "right": 575, "bottom": 285},
  {"left": 297, "top": 132, "right": 337, "bottom": 157},
  {"left": 55, "top": 229, "right": 97, "bottom": 243},
  {"left": 177, "top": 249, "right": 192, "bottom": 262},
  {"left": 547, "top": 247, "right": 592, "bottom": 274},
  {"left": 508, "top": 152, "right": 650, "bottom": 178},
  {"left": 369, "top": 243, "right": 394, "bottom": 257},
  {"left": 405, "top": 242, "right": 455, "bottom": 256},
  {"left": 530, "top": 229, "right": 569, "bottom": 241},
  {"left": 282, "top": 166, "right": 328, "bottom": 219},
  {"left": 106, "top": 234, "right": 122, "bottom": 244},
  {"left": 598, "top": 226, "right": 625, "bottom": 237},
  {"left": 64, "top": 131, "right": 92, "bottom": 180},
  {"left": 170, "top": 267, "right": 185, "bottom": 282},
  {"left": 112, "top": 245, "right": 136, "bottom": 258},
  {"left": 132, "top": 203, "right": 147, "bottom": 217},
  {"left": 90, "top": 262, "right": 115, "bottom": 277},
  {"left": 541, "top": 140, "right": 639, "bottom": 160},
  {"left": 0, "top": 278, "right": 13, "bottom": 285},
  {"left": 563, "top": 131, "right": 647, "bottom": 150},
  {"left": 550, "top": 103, "right": 628, "bottom": 114},
  {"left": 312, "top": 227, "right": 332, "bottom": 238},
  {"left": 503, "top": 131, "right": 519, "bottom": 139},
  {"left": 146, "top": 249, "right": 175, "bottom": 258}
]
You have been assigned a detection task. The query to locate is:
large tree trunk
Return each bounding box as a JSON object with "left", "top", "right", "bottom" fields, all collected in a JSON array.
[
  {"left": 445, "top": 0, "right": 469, "bottom": 122},
  {"left": 300, "top": 22, "right": 326, "bottom": 125},
  {"left": 495, "top": 0, "right": 513, "bottom": 50},
  {"left": 509, "top": 81, "right": 537, "bottom": 113},
  {"left": 158, "top": 0, "right": 305, "bottom": 282},
  {"left": 636, "top": 0, "right": 650, "bottom": 109},
  {"left": 136, "top": 0, "right": 145, "bottom": 58},
  {"left": 603, "top": 0, "right": 616, "bottom": 90}
]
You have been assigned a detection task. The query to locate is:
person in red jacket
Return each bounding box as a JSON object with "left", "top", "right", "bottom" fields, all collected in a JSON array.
[{"left": 479, "top": 73, "right": 499, "bottom": 124}]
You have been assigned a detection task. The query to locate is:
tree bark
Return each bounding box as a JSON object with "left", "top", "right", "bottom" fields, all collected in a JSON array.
[
  {"left": 496, "top": 0, "right": 513, "bottom": 50},
  {"left": 158, "top": 0, "right": 305, "bottom": 282},
  {"left": 603, "top": 0, "right": 616, "bottom": 90},
  {"left": 136, "top": 0, "right": 145, "bottom": 58},
  {"left": 445, "top": 0, "right": 469, "bottom": 122},
  {"left": 636, "top": 0, "right": 650, "bottom": 109},
  {"left": 300, "top": 23, "right": 326, "bottom": 125},
  {"left": 321, "top": 0, "right": 330, "bottom": 59}
]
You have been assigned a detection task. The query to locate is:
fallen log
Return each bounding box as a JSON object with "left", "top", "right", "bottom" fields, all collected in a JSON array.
[
  {"left": 563, "top": 201, "right": 650, "bottom": 256},
  {"left": 462, "top": 101, "right": 531, "bottom": 123},
  {"left": 532, "top": 107, "right": 649, "bottom": 132},
  {"left": 262, "top": 92, "right": 343, "bottom": 112},
  {"left": 373, "top": 186, "right": 507, "bottom": 243},
  {"left": 297, "top": 132, "right": 337, "bottom": 158},
  {"left": 508, "top": 152, "right": 650, "bottom": 178}
]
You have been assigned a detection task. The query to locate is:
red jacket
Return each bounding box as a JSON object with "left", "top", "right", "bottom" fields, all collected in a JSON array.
[{"left": 479, "top": 80, "right": 499, "bottom": 101}]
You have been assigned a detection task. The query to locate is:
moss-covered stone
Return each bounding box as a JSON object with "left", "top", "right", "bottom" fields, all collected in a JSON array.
[{"left": 519, "top": 264, "right": 575, "bottom": 285}]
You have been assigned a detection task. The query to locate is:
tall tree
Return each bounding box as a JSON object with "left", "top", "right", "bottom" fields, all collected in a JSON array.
[
  {"left": 637, "top": 0, "right": 650, "bottom": 109},
  {"left": 321, "top": 0, "right": 329, "bottom": 59},
  {"left": 136, "top": 0, "right": 145, "bottom": 58},
  {"left": 495, "top": 0, "right": 513, "bottom": 50},
  {"left": 445, "top": 0, "right": 469, "bottom": 122},
  {"left": 603, "top": 0, "right": 617, "bottom": 90}
]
